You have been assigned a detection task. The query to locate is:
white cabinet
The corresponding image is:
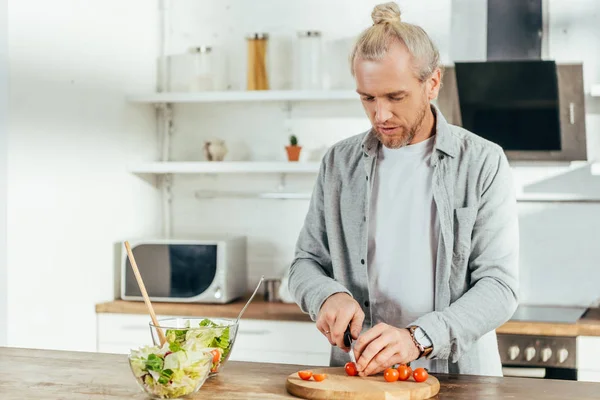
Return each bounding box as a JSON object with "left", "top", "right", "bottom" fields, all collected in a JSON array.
[
  {"left": 577, "top": 336, "right": 600, "bottom": 382},
  {"left": 96, "top": 313, "right": 331, "bottom": 367}
]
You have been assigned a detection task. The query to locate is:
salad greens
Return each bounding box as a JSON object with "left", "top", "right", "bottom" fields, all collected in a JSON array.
[
  {"left": 129, "top": 342, "right": 211, "bottom": 399},
  {"left": 129, "top": 319, "right": 234, "bottom": 398},
  {"left": 165, "top": 318, "right": 232, "bottom": 372}
]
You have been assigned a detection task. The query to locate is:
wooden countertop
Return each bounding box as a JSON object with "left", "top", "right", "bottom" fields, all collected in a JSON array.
[
  {"left": 96, "top": 297, "right": 313, "bottom": 322},
  {"left": 2, "top": 347, "right": 599, "bottom": 399},
  {"left": 496, "top": 307, "right": 600, "bottom": 337},
  {"left": 96, "top": 298, "right": 600, "bottom": 337}
]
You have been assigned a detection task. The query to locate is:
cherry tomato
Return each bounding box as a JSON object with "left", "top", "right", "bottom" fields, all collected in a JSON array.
[
  {"left": 397, "top": 365, "right": 412, "bottom": 381},
  {"left": 345, "top": 362, "right": 358, "bottom": 376},
  {"left": 210, "top": 349, "right": 220, "bottom": 363},
  {"left": 413, "top": 367, "right": 429, "bottom": 383},
  {"left": 384, "top": 368, "right": 399, "bottom": 382},
  {"left": 298, "top": 370, "right": 313, "bottom": 380},
  {"left": 313, "top": 373, "right": 327, "bottom": 382}
]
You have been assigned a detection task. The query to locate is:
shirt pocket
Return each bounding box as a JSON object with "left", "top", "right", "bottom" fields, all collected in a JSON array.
[{"left": 453, "top": 206, "right": 478, "bottom": 261}]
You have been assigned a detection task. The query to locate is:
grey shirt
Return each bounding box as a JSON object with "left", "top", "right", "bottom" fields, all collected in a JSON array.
[{"left": 288, "top": 105, "right": 519, "bottom": 376}]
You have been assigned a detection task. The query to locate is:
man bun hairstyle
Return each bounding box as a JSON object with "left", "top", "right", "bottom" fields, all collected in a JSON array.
[{"left": 350, "top": 2, "right": 443, "bottom": 83}]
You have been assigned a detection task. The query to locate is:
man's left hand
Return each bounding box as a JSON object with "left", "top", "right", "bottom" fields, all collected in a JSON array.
[{"left": 352, "top": 323, "right": 421, "bottom": 376}]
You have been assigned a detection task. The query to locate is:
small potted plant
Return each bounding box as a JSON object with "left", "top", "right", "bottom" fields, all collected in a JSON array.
[{"left": 286, "top": 135, "right": 302, "bottom": 162}]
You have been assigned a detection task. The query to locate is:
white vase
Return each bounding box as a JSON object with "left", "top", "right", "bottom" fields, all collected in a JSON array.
[{"left": 204, "top": 140, "right": 228, "bottom": 161}]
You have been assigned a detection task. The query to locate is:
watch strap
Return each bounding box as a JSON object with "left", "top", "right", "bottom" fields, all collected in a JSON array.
[{"left": 407, "top": 325, "right": 433, "bottom": 358}]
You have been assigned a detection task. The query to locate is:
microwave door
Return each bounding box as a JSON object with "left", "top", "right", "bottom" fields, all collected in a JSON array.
[
  {"left": 168, "top": 244, "right": 217, "bottom": 298},
  {"left": 124, "top": 244, "right": 171, "bottom": 298},
  {"left": 124, "top": 243, "right": 218, "bottom": 301}
]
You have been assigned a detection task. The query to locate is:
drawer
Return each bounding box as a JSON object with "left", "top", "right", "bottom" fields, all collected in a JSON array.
[
  {"left": 234, "top": 320, "right": 330, "bottom": 354},
  {"left": 97, "top": 313, "right": 188, "bottom": 345},
  {"left": 577, "top": 336, "right": 600, "bottom": 370},
  {"left": 97, "top": 314, "right": 158, "bottom": 346},
  {"left": 228, "top": 349, "right": 330, "bottom": 367},
  {"left": 97, "top": 314, "right": 331, "bottom": 357}
]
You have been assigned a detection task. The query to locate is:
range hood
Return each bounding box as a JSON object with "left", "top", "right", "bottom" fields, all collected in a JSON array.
[{"left": 439, "top": 0, "right": 588, "bottom": 162}]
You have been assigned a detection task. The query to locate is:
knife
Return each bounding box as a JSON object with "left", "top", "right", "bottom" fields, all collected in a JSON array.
[{"left": 344, "top": 326, "right": 357, "bottom": 364}]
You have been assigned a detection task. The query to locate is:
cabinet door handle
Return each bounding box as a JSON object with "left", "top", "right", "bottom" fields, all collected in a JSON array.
[{"left": 237, "top": 330, "right": 270, "bottom": 335}]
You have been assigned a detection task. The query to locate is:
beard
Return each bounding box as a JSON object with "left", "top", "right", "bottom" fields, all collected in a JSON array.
[{"left": 374, "top": 99, "right": 429, "bottom": 149}]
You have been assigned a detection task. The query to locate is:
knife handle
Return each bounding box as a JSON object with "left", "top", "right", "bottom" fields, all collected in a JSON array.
[{"left": 343, "top": 326, "right": 352, "bottom": 348}]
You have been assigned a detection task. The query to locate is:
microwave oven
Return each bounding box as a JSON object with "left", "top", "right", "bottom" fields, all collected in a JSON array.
[{"left": 120, "top": 236, "right": 247, "bottom": 304}]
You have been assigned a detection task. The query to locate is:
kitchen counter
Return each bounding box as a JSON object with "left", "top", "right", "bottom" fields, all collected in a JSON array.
[
  {"left": 2, "top": 347, "right": 599, "bottom": 399},
  {"left": 96, "top": 298, "right": 600, "bottom": 337},
  {"left": 96, "top": 297, "right": 312, "bottom": 322},
  {"left": 497, "top": 307, "right": 600, "bottom": 337}
]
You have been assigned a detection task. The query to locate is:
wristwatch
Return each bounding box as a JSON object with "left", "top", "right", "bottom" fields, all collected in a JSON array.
[{"left": 407, "top": 325, "right": 433, "bottom": 359}]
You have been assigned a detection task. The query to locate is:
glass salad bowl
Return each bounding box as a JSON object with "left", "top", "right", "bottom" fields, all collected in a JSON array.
[
  {"left": 128, "top": 345, "right": 212, "bottom": 399},
  {"left": 149, "top": 317, "right": 239, "bottom": 377}
]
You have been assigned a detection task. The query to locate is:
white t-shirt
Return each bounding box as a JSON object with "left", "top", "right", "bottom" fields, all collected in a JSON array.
[{"left": 367, "top": 135, "right": 439, "bottom": 370}]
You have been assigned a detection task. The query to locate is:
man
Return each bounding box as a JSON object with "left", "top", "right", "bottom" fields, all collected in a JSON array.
[{"left": 288, "top": 2, "right": 519, "bottom": 377}]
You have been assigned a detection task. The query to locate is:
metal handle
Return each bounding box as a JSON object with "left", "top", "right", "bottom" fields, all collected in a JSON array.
[{"left": 502, "top": 367, "right": 546, "bottom": 378}]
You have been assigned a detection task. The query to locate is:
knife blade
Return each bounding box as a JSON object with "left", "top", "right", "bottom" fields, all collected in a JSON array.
[{"left": 343, "top": 326, "right": 357, "bottom": 364}]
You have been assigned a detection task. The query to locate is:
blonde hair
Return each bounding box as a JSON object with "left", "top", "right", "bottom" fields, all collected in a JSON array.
[{"left": 350, "top": 2, "right": 442, "bottom": 82}]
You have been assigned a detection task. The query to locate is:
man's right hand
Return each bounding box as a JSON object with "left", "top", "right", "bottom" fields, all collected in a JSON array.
[{"left": 316, "top": 293, "right": 365, "bottom": 352}]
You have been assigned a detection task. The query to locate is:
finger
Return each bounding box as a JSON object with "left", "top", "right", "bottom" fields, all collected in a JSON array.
[
  {"left": 349, "top": 308, "right": 365, "bottom": 340},
  {"left": 318, "top": 307, "right": 338, "bottom": 346},
  {"left": 361, "top": 342, "right": 398, "bottom": 376},
  {"left": 316, "top": 320, "right": 335, "bottom": 346},
  {"left": 353, "top": 323, "right": 387, "bottom": 361},
  {"left": 331, "top": 310, "right": 354, "bottom": 351},
  {"left": 356, "top": 332, "right": 389, "bottom": 373}
]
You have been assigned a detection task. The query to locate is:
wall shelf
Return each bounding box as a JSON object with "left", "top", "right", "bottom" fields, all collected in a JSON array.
[
  {"left": 591, "top": 85, "right": 600, "bottom": 97},
  {"left": 130, "top": 161, "right": 321, "bottom": 174},
  {"left": 126, "top": 90, "right": 359, "bottom": 104}
]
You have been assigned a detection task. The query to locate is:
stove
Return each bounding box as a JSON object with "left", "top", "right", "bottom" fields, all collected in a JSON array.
[{"left": 496, "top": 305, "right": 587, "bottom": 380}]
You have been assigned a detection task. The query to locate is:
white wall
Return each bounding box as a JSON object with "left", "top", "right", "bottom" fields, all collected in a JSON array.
[
  {"left": 6, "top": 0, "right": 162, "bottom": 351},
  {"left": 0, "top": 0, "right": 7, "bottom": 346},
  {"left": 165, "top": 0, "right": 600, "bottom": 307}
]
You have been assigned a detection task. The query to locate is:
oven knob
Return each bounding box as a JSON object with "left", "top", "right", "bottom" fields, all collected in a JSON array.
[
  {"left": 214, "top": 287, "right": 222, "bottom": 299},
  {"left": 525, "top": 346, "right": 536, "bottom": 361},
  {"left": 541, "top": 347, "right": 552, "bottom": 362},
  {"left": 508, "top": 345, "right": 520, "bottom": 361},
  {"left": 558, "top": 348, "right": 569, "bottom": 364}
]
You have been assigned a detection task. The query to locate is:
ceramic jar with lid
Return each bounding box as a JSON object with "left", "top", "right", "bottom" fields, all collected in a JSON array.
[{"left": 294, "top": 31, "right": 323, "bottom": 90}]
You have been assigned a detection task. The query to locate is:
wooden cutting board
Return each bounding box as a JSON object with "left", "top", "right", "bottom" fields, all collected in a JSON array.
[{"left": 285, "top": 367, "right": 439, "bottom": 400}]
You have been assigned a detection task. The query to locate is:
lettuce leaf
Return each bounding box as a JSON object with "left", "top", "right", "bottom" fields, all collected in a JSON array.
[{"left": 165, "top": 328, "right": 187, "bottom": 345}]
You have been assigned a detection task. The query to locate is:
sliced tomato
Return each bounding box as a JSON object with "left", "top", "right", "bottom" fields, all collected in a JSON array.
[
  {"left": 210, "top": 349, "right": 220, "bottom": 363},
  {"left": 413, "top": 367, "right": 429, "bottom": 383},
  {"left": 298, "top": 370, "right": 313, "bottom": 380},
  {"left": 384, "top": 368, "right": 399, "bottom": 382},
  {"left": 345, "top": 362, "right": 358, "bottom": 376},
  {"left": 313, "top": 373, "right": 327, "bottom": 382}
]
